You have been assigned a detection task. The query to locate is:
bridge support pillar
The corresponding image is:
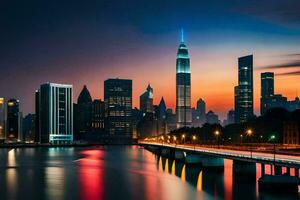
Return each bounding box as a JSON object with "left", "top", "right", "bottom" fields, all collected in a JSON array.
[
  {"left": 286, "top": 167, "right": 290, "bottom": 176},
  {"left": 261, "top": 163, "right": 265, "bottom": 176},
  {"left": 274, "top": 166, "right": 282, "bottom": 175},
  {"left": 295, "top": 169, "right": 299, "bottom": 177}
]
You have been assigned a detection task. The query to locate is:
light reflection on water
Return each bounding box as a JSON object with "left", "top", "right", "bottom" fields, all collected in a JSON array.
[{"left": 0, "top": 146, "right": 298, "bottom": 200}]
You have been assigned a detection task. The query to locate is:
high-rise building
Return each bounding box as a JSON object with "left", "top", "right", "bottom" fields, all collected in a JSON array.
[
  {"left": 234, "top": 55, "right": 254, "bottom": 123},
  {"left": 196, "top": 98, "right": 206, "bottom": 116},
  {"left": 261, "top": 72, "right": 274, "bottom": 115},
  {"left": 74, "top": 85, "right": 93, "bottom": 139},
  {"left": 6, "top": 99, "right": 22, "bottom": 142},
  {"left": 176, "top": 30, "right": 192, "bottom": 128},
  {"left": 36, "top": 83, "right": 73, "bottom": 144},
  {"left": 0, "top": 98, "right": 5, "bottom": 140},
  {"left": 140, "top": 84, "right": 154, "bottom": 115},
  {"left": 104, "top": 79, "right": 132, "bottom": 140},
  {"left": 23, "top": 113, "right": 35, "bottom": 142},
  {"left": 91, "top": 99, "right": 105, "bottom": 132},
  {"left": 226, "top": 109, "right": 235, "bottom": 125}
]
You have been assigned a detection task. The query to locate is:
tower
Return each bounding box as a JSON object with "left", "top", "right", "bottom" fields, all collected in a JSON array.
[{"left": 176, "top": 29, "right": 192, "bottom": 128}]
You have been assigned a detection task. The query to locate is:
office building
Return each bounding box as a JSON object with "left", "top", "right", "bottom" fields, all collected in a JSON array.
[
  {"left": 234, "top": 55, "right": 254, "bottom": 123},
  {"left": 104, "top": 79, "right": 132, "bottom": 140},
  {"left": 6, "top": 99, "right": 22, "bottom": 142},
  {"left": 206, "top": 110, "right": 220, "bottom": 124},
  {"left": 176, "top": 30, "right": 192, "bottom": 128},
  {"left": 140, "top": 84, "right": 154, "bottom": 115},
  {"left": 91, "top": 99, "right": 105, "bottom": 132},
  {"left": 37, "top": 83, "right": 73, "bottom": 144},
  {"left": 74, "top": 85, "right": 93, "bottom": 138},
  {"left": 261, "top": 72, "right": 274, "bottom": 115}
]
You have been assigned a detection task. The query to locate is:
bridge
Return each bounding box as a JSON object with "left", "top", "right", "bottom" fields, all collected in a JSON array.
[{"left": 140, "top": 141, "right": 300, "bottom": 168}]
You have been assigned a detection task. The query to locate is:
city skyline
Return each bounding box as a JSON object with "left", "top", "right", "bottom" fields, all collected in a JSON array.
[{"left": 1, "top": 0, "right": 300, "bottom": 119}]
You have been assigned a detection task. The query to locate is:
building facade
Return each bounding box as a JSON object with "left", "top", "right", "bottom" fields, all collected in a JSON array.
[
  {"left": 91, "top": 99, "right": 105, "bottom": 132},
  {"left": 176, "top": 31, "right": 192, "bottom": 128},
  {"left": 261, "top": 72, "right": 274, "bottom": 115},
  {"left": 74, "top": 85, "right": 93, "bottom": 139},
  {"left": 234, "top": 55, "right": 254, "bottom": 123},
  {"left": 6, "top": 99, "right": 22, "bottom": 142},
  {"left": 0, "top": 98, "right": 5, "bottom": 140},
  {"left": 104, "top": 79, "right": 132, "bottom": 140},
  {"left": 37, "top": 83, "right": 73, "bottom": 144},
  {"left": 140, "top": 84, "right": 154, "bottom": 115}
]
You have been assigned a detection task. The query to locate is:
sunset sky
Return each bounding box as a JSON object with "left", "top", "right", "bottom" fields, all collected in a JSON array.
[{"left": 1, "top": 0, "right": 300, "bottom": 119}]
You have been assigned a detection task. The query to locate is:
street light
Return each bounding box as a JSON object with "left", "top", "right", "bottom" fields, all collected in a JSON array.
[
  {"left": 240, "top": 134, "right": 243, "bottom": 144},
  {"left": 192, "top": 135, "right": 197, "bottom": 150},
  {"left": 181, "top": 134, "right": 185, "bottom": 144},
  {"left": 173, "top": 136, "right": 177, "bottom": 147},
  {"left": 214, "top": 130, "right": 220, "bottom": 149},
  {"left": 161, "top": 136, "right": 164, "bottom": 146},
  {"left": 270, "top": 135, "right": 276, "bottom": 165},
  {"left": 246, "top": 129, "right": 253, "bottom": 158}
]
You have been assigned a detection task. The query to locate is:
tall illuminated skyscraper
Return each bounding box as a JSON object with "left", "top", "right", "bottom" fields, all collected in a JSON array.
[
  {"left": 36, "top": 83, "right": 73, "bottom": 144},
  {"left": 260, "top": 72, "right": 274, "bottom": 115},
  {"left": 176, "top": 30, "right": 192, "bottom": 128},
  {"left": 234, "top": 55, "right": 254, "bottom": 123}
]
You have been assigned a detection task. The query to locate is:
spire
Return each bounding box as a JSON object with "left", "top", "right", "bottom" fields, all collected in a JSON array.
[{"left": 180, "top": 28, "right": 184, "bottom": 43}]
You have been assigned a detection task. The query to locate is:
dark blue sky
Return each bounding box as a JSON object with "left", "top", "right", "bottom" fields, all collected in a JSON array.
[{"left": 1, "top": 0, "right": 300, "bottom": 117}]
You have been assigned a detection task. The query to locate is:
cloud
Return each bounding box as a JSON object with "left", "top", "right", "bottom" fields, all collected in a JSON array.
[
  {"left": 260, "top": 60, "right": 300, "bottom": 69},
  {"left": 234, "top": 0, "right": 300, "bottom": 27},
  {"left": 276, "top": 71, "right": 300, "bottom": 76}
]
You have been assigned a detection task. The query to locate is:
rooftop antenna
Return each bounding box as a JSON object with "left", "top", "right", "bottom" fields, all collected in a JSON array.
[{"left": 181, "top": 28, "right": 184, "bottom": 43}]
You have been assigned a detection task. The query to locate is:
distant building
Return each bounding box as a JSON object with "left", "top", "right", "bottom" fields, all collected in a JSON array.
[
  {"left": 74, "top": 85, "right": 93, "bottom": 139},
  {"left": 0, "top": 98, "right": 5, "bottom": 140},
  {"left": 36, "top": 83, "right": 73, "bottom": 144},
  {"left": 91, "top": 99, "right": 105, "bottom": 132},
  {"left": 154, "top": 97, "right": 168, "bottom": 135},
  {"left": 140, "top": 84, "right": 153, "bottom": 115},
  {"left": 192, "top": 108, "right": 202, "bottom": 127},
  {"left": 206, "top": 110, "right": 219, "bottom": 124},
  {"left": 234, "top": 55, "right": 254, "bottom": 123},
  {"left": 283, "top": 121, "right": 299, "bottom": 145},
  {"left": 166, "top": 108, "right": 176, "bottom": 132},
  {"left": 261, "top": 72, "right": 274, "bottom": 115},
  {"left": 225, "top": 109, "right": 235, "bottom": 125},
  {"left": 176, "top": 30, "right": 192, "bottom": 128},
  {"left": 23, "top": 114, "right": 35, "bottom": 142},
  {"left": 6, "top": 99, "right": 22, "bottom": 142},
  {"left": 104, "top": 79, "right": 132, "bottom": 141},
  {"left": 196, "top": 98, "right": 206, "bottom": 116}
]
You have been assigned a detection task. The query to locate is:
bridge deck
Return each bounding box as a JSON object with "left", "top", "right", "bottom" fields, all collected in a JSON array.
[{"left": 140, "top": 142, "right": 300, "bottom": 168}]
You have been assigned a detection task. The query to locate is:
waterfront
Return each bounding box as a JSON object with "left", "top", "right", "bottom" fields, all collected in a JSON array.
[{"left": 0, "top": 146, "right": 298, "bottom": 200}]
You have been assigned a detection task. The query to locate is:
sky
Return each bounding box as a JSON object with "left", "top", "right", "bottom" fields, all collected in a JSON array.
[{"left": 1, "top": 0, "right": 300, "bottom": 119}]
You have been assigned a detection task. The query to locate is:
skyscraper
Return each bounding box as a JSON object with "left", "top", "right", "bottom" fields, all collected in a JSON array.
[
  {"left": 104, "top": 78, "right": 132, "bottom": 141},
  {"left": 74, "top": 85, "right": 93, "bottom": 138},
  {"left": 0, "top": 98, "right": 5, "bottom": 140},
  {"left": 37, "top": 83, "right": 73, "bottom": 144},
  {"left": 6, "top": 99, "right": 22, "bottom": 142},
  {"left": 140, "top": 84, "right": 154, "bottom": 115},
  {"left": 196, "top": 98, "right": 206, "bottom": 116},
  {"left": 234, "top": 55, "right": 254, "bottom": 123},
  {"left": 260, "top": 72, "right": 274, "bottom": 115},
  {"left": 91, "top": 99, "right": 105, "bottom": 132},
  {"left": 176, "top": 30, "right": 192, "bottom": 128}
]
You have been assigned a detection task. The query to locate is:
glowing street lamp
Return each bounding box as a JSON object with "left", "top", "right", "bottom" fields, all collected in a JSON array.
[
  {"left": 270, "top": 135, "right": 276, "bottom": 164},
  {"left": 246, "top": 129, "right": 254, "bottom": 158},
  {"left": 214, "top": 130, "right": 220, "bottom": 149},
  {"left": 173, "top": 136, "right": 177, "bottom": 147},
  {"left": 240, "top": 134, "right": 243, "bottom": 144},
  {"left": 161, "top": 136, "right": 164, "bottom": 146},
  {"left": 181, "top": 134, "right": 185, "bottom": 144},
  {"left": 192, "top": 135, "right": 197, "bottom": 150}
]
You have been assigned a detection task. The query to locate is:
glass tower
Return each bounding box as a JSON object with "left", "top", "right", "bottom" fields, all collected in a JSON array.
[
  {"left": 235, "top": 55, "right": 254, "bottom": 123},
  {"left": 260, "top": 72, "right": 274, "bottom": 115},
  {"left": 176, "top": 30, "right": 192, "bottom": 128}
]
